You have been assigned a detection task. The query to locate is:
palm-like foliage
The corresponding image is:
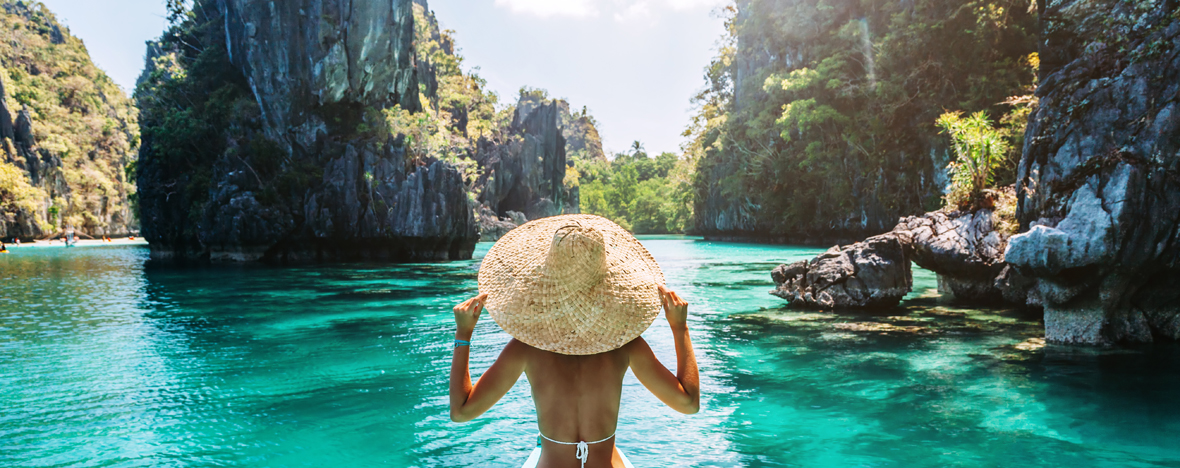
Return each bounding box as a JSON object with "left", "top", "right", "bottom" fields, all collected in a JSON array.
[{"left": 937, "top": 111, "right": 1008, "bottom": 210}]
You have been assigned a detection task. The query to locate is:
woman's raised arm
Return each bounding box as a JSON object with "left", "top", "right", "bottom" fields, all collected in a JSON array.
[
  {"left": 449, "top": 294, "right": 528, "bottom": 422},
  {"left": 625, "top": 286, "right": 700, "bottom": 414}
]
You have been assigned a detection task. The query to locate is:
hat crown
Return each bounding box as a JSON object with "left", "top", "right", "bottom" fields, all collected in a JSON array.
[{"left": 546, "top": 222, "right": 608, "bottom": 290}]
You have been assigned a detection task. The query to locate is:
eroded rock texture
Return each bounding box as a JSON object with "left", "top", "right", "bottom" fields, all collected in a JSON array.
[
  {"left": 474, "top": 98, "right": 576, "bottom": 240},
  {"left": 221, "top": 0, "right": 421, "bottom": 144},
  {"left": 893, "top": 199, "right": 1031, "bottom": 305},
  {"left": 771, "top": 233, "right": 912, "bottom": 308},
  {"left": 1005, "top": 0, "right": 1180, "bottom": 344}
]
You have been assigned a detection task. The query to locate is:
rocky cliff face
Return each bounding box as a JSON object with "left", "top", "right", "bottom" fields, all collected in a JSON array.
[
  {"left": 1, "top": 1, "right": 138, "bottom": 241},
  {"left": 136, "top": 0, "right": 476, "bottom": 262},
  {"left": 1005, "top": 0, "right": 1180, "bottom": 345},
  {"left": 471, "top": 90, "right": 588, "bottom": 241},
  {"left": 690, "top": 0, "right": 1037, "bottom": 244},
  {"left": 220, "top": 0, "right": 421, "bottom": 144},
  {"left": 476, "top": 99, "right": 572, "bottom": 221}
]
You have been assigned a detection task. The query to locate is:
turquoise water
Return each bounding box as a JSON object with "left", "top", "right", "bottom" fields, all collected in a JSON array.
[{"left": 2, "top": 238, "right": 1179, "bottom": 467}]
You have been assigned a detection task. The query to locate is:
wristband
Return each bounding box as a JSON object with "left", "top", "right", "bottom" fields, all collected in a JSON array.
[{"left": 453, "top": 339, "right": 471, "bottom": 348}]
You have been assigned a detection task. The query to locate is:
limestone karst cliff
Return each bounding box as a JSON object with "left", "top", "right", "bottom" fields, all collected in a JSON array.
[
  {"left": 688, "top": 0, "right": 1038, "bottom": 243},
  {"left": 136, "top": 0, "right": 592, "bottom": 261},
  {"left": 136, "top": 0, "right": 473, "bottom": 262},
  {"left": 0, "top": 1, "right": 139, "bottom": 241},
  {"left": 1005, "top": 0, "right": 1180, "bottom": 345}
]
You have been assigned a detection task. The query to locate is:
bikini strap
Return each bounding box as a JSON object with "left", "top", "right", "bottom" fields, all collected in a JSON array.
[{"left": 537, "top": 433, "right": 616, "bottom": 468}]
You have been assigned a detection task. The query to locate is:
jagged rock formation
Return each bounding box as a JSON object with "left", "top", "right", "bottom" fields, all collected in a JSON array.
[
  {"left": 475, "top": 99, "right": 573, "bottom": 222},
  {"left": 222, "top": 0, "right": 421, "bottom": 143},
  {"left": 1005, "top": 0, "right": 1180, "bottom": 345},
  {"left": 773, "top": 192, "right": 1036, "bottom": 310},
  {"left": 471, "top": 92, "right": 586, "bottom": 241},
  {"left": 136, "top": 0, "right": 476, "bottom": 262},
  {"left": 516, "top": 89, "right": 604, "bottom": 162},
  {"left": 892, "top": 191, "right": 1031, "bottom": 305},
  {"left": 770, "top": 233, "right": 912, "bottom": 308},
  {"left": 1, "top": 1, "right": 138, "bottom": 240}
]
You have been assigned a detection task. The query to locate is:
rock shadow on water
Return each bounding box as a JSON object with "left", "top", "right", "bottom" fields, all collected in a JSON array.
[{"left": 692, "top": 278, "right": 776, "bottom": 290}]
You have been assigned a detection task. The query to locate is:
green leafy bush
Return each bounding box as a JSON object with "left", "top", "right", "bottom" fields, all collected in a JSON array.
[
  {"left": 0, "top": 161, "right": 50, "bottom": 231},
  {"left": 937, "top": 111, "right": 1008, "bottom": 210}
]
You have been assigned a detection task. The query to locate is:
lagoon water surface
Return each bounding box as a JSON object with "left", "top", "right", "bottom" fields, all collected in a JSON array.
[{"left": 2, "top": 238, "right": 1179, "bottom": 467}]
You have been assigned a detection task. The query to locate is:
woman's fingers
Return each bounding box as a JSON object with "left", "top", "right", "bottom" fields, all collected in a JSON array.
[{"left": 455, "top": 294, "right": 487, "bottom": 315}]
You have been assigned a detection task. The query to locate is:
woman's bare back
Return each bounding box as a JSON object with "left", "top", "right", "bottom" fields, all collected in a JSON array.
[
  {"left": 449, "top": 287, "right": 697, "bottom": 468},
  {"left": 524, "top": 344, "right": 629, "bottom": 468}
]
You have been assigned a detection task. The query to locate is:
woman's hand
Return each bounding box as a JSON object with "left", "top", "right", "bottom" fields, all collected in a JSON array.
[
  {"left": 453, "top": 293, "right": 488, "bottom": 339},
  {"left": 658, "top": 285, "right": 689, "bottom": 330}
]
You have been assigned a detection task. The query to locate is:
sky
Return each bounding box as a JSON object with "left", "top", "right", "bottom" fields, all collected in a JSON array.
[{"left": 37, "top": 0, "right": 727, "bottom": 156}]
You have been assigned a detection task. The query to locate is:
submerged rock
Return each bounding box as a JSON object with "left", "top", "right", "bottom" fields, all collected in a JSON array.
[
  {"left": 771, "top": 233, "right": 912, "bottom": 308},
  {"left": 1005, "top": 0, "right": 1180, "bottom": 345}
]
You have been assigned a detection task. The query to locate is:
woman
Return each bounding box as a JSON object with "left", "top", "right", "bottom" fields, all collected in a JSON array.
[{"left": 449, "top": 215, "right": 700, "bottom": 468}]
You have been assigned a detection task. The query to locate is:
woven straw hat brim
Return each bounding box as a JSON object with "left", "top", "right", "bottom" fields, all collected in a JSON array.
[{"left": 477, "top": 214, "right": 665, "bottom": 355}]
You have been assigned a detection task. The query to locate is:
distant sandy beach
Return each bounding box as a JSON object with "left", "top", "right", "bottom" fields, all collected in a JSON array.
[{"left": 6, "top": 238, "right": 149, "bottom": 249}]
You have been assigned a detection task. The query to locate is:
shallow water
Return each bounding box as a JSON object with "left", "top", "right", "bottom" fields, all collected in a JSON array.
[{"left": 1, "top": 238, "right": 1178, "bottom": 467}]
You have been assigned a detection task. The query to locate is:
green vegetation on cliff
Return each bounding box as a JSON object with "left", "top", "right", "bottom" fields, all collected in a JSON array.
[
  {"left": 0, "top": 0, "right": 138, "bottom": 238},
  {"left": 134, "top": 0, "right": 264, "bottom": 248},
  {"left": 686, "top": 0, "right": 1038, "bottom": 239}
]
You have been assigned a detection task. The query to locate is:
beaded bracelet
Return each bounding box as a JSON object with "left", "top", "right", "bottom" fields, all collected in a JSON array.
[{"left": 453, "top": 339, "right": 471, "bottom": 349}]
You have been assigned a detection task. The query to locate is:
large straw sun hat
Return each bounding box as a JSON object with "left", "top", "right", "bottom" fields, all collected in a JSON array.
[{"left": 477, "top": 214, "right": 665, "bottom": 355}]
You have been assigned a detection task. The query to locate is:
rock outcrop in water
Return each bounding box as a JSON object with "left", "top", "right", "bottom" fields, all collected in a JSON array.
[
  {"left": 774, "top": 193, "right": 1033, "bottom": 310},
  {"left": 136, "top": 0, "right": 477, "bottom": 262},
  {"left": 891, "top": 190, "right": 1032, "bottom": 305},
  {"left": 1004, "top": 0, "right": 1180, "bottom": 345},
  {"left": 771, "top": 233, "right": 912, "bottom": 308},
  {"left": 471, "top": 91, "right": 590, "bottom": 241}
]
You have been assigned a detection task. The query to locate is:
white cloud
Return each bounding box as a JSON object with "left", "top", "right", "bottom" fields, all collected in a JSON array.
[
  {"left": 612, "top": 1, "right": 652, "bottom": 22},
  {"left": 494, "top": 0, "right": 723, "bottom": 19},
  {"left": 661, "top": 0, "right": 725, "bottom": 11},
  {"left": 493, "top": 0, "right": 599, "bottom": 17}
]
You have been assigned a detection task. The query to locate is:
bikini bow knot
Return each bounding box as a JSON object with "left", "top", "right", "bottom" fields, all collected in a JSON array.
[{"left": 575, "top": 441, "right": 589, "bottom": 467}]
